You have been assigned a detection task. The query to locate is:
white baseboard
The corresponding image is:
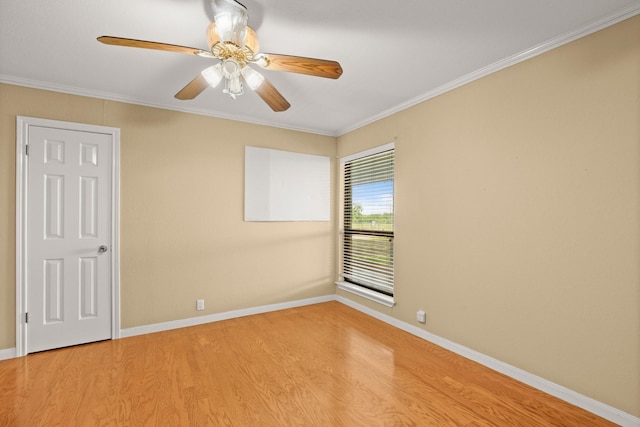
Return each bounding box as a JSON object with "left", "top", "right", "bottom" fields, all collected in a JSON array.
[
  {"left": 3, "top": 293, "right": 637, "bottom": 426},
  {"left": 120, "top": 295, "right": 335, "bottom": 338},
  {"left": 0, "top": 347, "right": 17, "bottom": 361},
  {"left": 335, "top": 295, "right": 640, "bottom": 427}
]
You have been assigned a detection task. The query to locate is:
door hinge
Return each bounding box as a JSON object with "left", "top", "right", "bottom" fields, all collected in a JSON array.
[
  {"left": 25, "top": 312, "right": 29, "bottom": 323},
  {"left": 25, "top": 145, "right": 29, "bottom": 156}
]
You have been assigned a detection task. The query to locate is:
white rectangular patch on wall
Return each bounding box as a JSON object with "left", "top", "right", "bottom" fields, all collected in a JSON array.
[{"left": 245, "top": 147, "right": 330, "bottom": 221}]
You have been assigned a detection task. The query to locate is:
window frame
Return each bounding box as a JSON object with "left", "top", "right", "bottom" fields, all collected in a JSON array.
[{"left": 336, "top": 142, "right": 395, "bottom": 307}]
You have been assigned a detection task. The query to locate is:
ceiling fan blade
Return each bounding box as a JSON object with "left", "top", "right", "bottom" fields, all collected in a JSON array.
[
  {"left": 175, "top": 74, "right": 209, "bottom": 100},
  {"left": 97, "top": 36, "right": 212, "bottom": 57},
  {"left": 256, "top": 54, "right": 343, "bottom": 79},
  {"left": 254, "top": 78, "right": 290, "bottom": 112}
]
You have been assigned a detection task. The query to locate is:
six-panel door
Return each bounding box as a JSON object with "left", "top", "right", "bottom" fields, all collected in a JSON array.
[{"left": 27, "top": 126, "right": 112, "bottom": 353}]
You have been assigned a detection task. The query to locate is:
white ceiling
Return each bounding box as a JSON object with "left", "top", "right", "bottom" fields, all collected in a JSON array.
[{"left": 1, "top": 0, "right": 639, "bottom": 136}]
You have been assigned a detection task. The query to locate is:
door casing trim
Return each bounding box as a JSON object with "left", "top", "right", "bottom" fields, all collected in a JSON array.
[{"left": 15, "top": 116, "right": 121, "bottom": 357}]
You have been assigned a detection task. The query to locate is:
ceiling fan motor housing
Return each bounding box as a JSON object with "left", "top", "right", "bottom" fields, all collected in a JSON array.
[{"left": 210, "top": 0, "right": 248, "bottom": 47}]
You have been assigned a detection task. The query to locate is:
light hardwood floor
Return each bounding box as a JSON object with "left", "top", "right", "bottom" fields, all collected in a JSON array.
[{"left": 0, "top": 301, "right": 614, "bottom": 426}]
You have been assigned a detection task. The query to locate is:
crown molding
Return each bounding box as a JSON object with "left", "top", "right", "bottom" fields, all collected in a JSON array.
[
  {"left": 2, "top": 3, "right": 638, "bottom": 139},
  {"left": 0, "top": 74, "right": 337, "bottom": 138},
  {"left": 336, "top": 3, "right": 640, "bottom": 137}
]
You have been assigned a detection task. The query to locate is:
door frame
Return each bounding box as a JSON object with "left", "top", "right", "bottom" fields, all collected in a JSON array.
[{"left": 15, "top": 116, "right": 121, "bottom": 357}]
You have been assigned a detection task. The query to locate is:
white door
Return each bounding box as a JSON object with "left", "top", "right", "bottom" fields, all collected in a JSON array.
[{"left": 26, "top": 125, "right": 113, "bottom": 353}]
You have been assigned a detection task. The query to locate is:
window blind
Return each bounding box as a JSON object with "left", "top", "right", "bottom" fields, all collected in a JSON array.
[{"left": 343, "top": 148, "right": 395, "bottom": 295}]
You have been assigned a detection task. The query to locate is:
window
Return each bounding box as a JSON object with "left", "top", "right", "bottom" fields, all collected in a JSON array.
[{"left": 339, "top": 144, "right": 395, "bottom": 304}]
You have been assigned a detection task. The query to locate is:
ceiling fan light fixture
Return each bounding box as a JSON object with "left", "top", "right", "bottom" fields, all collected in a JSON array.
[
  {"left": 221, "top": 58, "right": 241, "bottom": 79},
  {"left": 201, "top": 63, "right": 224, "bottom": 87},
  {"left": 218, "top": 59, "right": 242, "bottom": 98},
  {"left": 241, "top": 66, "right": 264, "bottom": 90},
  {"left": 223, "top": 76, "right": 244, "bottom": 99}
]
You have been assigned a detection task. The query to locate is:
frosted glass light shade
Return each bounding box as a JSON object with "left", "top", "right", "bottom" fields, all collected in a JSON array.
[
  {"left": 201, "top": 64, "right": 224, "bottom": 87},
  {"left": 241, "top": 66, "right": 264, "bottom": 90}
]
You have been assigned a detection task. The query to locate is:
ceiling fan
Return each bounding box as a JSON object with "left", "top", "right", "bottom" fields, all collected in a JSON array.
[{"left": 97, "top": 0, "right": 343, "bottom": 112}]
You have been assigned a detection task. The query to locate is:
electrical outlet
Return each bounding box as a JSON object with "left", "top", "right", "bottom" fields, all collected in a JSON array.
[
  {"left": 196, "top": 299, "right": 205, "bottom": 311},
  {"left": 416, "top": 310, "right": 426, "bottom": 324}
]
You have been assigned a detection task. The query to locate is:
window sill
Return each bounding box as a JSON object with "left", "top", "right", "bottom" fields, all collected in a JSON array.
[{"left": 335, "top": 281, "right": 396, "bottom": 307}]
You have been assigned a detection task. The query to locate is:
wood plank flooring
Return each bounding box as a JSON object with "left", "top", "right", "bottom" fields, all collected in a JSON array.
[{"left": 0, "top": 301, "right": 614, "bottom": 426}]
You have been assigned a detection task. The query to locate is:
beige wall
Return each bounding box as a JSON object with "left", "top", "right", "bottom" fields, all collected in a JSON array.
[
  {"left": 0, "top": 84, "right": 337, "bottom": 342},
  {"left": 337, "top": 15, "right": 640, "bottom": 416}
]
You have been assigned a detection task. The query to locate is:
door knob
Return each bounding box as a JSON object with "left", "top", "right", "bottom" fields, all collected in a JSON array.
[{"left": 98, "top": 245, "right": 108, "bottom": 253}]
